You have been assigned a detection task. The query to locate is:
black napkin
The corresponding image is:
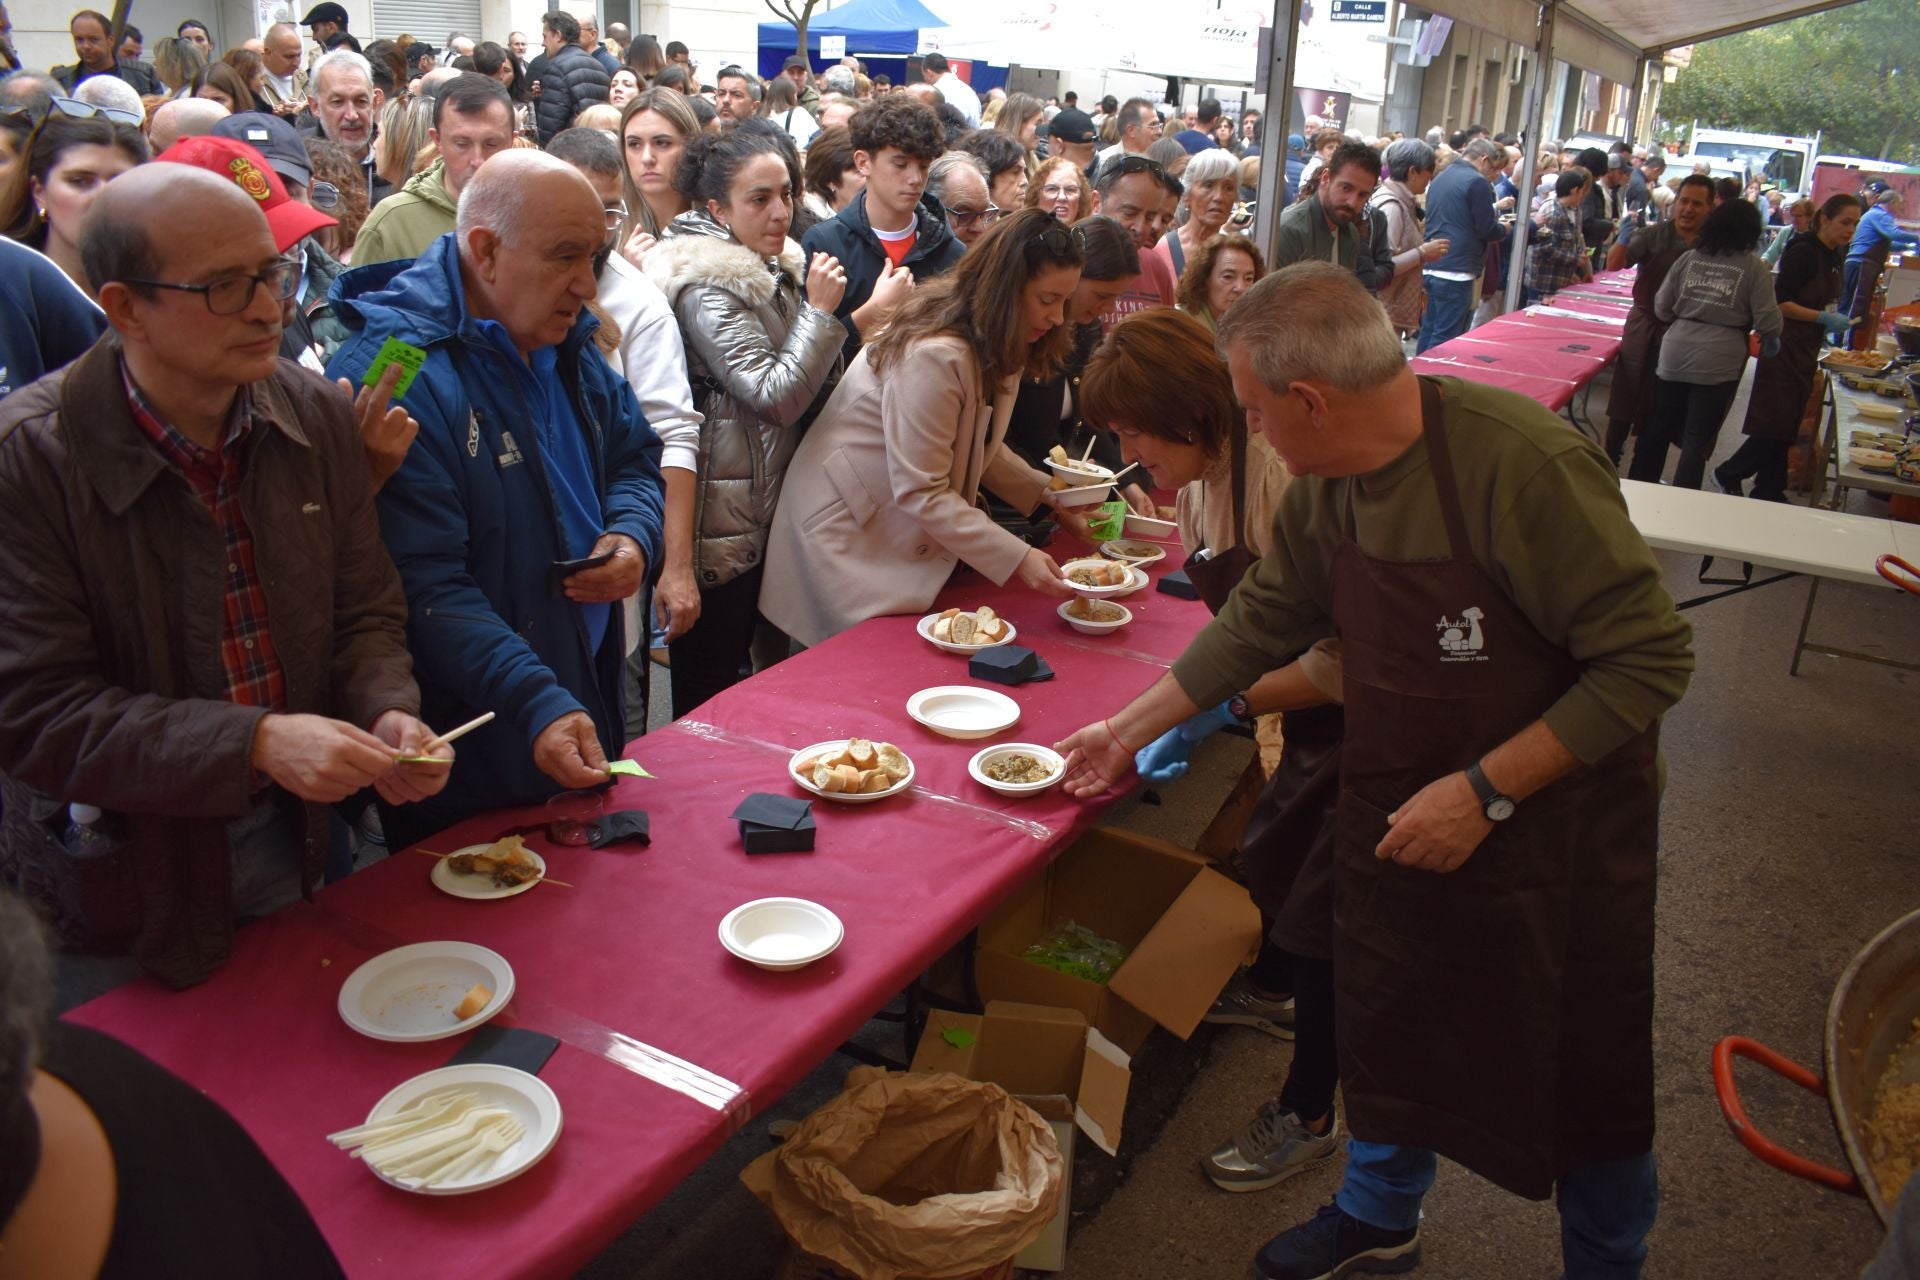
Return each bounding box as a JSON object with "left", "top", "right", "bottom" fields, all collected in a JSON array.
[
  {"left": 1156, "top": 568, "right": 1199, "bottom": 600},
  {"left": 733, "top": 793, "right": 816, "bottom": 854},
  {"left": 585, "top": 809, "right": 650, "bottom": 848},
  {"left": 969, "top": 645, "right": 1054, "bottom": 686},
  {"left": 444, "top": 1025, "right": 559, "bottom": 1075}
]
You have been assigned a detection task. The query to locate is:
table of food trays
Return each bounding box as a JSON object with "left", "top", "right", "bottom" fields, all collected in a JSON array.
[{"left": 65, "top": 522, "right": 1215, "bottom": 1278}]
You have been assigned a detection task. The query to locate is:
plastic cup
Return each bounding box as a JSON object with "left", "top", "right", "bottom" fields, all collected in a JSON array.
[{"left": 544, "top": 790, "right": 604, "bottom": 846}]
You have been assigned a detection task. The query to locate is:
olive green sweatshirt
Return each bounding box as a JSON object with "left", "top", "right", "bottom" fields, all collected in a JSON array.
[{"left": 1171, "top": 377, "right": 1694, "bottom": 765}]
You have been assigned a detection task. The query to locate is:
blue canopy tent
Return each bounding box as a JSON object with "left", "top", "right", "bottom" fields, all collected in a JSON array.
[{"left": 755, "top": 0, "right": 1007, "bottom": 93}]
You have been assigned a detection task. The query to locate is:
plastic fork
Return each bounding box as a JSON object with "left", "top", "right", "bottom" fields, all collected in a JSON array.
[{"left": 421, "top": 1118, "right": 526, "bottom": 1187}]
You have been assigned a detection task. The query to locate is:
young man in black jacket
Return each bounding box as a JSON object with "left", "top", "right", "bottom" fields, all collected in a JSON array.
[
  {"left": 800, "top": 96, "right": 960, "bottom": 359},
  {"left": 531, "top": 10, "right": 609, "bottom": 144}
]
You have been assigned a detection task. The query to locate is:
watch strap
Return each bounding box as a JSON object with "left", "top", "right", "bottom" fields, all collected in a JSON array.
[{"left": 1464, "top": 760, "right": 1506, "bottom": 808}]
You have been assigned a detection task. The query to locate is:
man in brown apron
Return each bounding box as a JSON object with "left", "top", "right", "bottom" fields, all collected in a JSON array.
[
  {"left": 1057, "top": 262, "right": 1694, "bottom": 1279},
  {"left": 1600, "top": 174, "right": 1713, "bottom": 465}
]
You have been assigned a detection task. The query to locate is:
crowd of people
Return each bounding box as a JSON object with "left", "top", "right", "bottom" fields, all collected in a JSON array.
[{"left": 0, "top": 8, "right": 1908, "bottom": 1278}]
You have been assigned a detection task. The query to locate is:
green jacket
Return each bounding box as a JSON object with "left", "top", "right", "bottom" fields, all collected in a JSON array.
[
  {"left": 349, "top": 159, "right": 455, "bottom": 267},
  {"left": 1271, "top": 192, "right": 1361, "bottom": 273}
]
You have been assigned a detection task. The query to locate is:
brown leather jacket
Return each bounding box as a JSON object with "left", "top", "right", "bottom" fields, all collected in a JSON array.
[{"left": 0, "top": 336, "right": 420, "bottom": 989}]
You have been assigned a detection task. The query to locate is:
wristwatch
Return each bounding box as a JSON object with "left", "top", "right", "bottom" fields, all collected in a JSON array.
[
  {"left": 1227, "top": 692, "right": 1256, "bottom": 725},
  {"left": 1464, "top": 760, "right": 1516, "bottom": 822}
]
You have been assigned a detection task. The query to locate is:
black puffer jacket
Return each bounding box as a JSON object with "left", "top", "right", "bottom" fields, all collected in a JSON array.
[{"left": 533, "top": 42, "right": 610, "bottom": 143}]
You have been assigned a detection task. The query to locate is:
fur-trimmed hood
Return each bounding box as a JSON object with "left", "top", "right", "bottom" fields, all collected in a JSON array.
[{"left": 644, "top": 210, "right": 807, "bottom": 308}]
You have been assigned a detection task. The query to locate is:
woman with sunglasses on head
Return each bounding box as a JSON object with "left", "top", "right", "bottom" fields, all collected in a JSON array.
[
  {"left": 642, "top": 119, "right": 847, "bottom": 714},
  {"left": 617, "top": 87, "right": 698, "bottom": 268},
  {"left": 0, "top": 108, "right": 148, "bottom": 298},
  {"left": 761, "top": 209, "right": 1090, "bottom": 647},
  {"left": 992, "top": 214, "right": 1152, "bottom": 532}
]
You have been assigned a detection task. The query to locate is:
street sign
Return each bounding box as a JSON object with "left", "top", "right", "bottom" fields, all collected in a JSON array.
[
  {"left": 1331, "top": 0, "right": 1387, "bottom": 20},
  {"left": 819, "top": 34, "right": 847, "bottom": 60}
]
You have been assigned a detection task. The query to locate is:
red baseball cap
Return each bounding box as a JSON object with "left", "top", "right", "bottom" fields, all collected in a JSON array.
[{"left": 156, "top": 136, "right": 337, "bottom": 253}]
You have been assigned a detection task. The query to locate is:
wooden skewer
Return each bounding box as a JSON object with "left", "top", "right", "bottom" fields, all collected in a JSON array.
[
  {"left": 394, "top": 711, "right": 496, "bottom": 765},
  {"left": 413, "top": 847, "right": 573, "bottom": 889},
  {"left": 1079, "top": 437, "right": 1097, "bottom": 465}
]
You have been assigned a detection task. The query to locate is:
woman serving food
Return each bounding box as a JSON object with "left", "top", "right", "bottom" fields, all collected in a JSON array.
[{"left": 760, "top": 210, "right": 1090, "bottom": 646}]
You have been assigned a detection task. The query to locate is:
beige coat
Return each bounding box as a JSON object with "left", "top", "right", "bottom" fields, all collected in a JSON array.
[
  {"left": 1175, "top": 431, "right": 1290, "bottom": 560},
  {"left": 760, "top": 335, "right": 1049, "bottom": 646}
]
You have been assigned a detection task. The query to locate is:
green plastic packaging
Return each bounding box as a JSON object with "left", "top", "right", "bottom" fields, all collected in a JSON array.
[
  {"left": 1022, "top": 920, "right": 1130, "bottom": 985},
  {"left": 1086, "top": 500, "right": 1129, "bottom": 542}
]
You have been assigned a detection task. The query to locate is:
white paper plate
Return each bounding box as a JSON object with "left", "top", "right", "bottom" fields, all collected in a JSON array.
[
  {"left": 429, "top": 844, "right": 548, "bottom": 901},
  {"left": 357, "top": 1064, "right": 561, "bottom": 1195},
  {"left": 1101, "top": 539, "right": 1168, "bottom": 566},
  {"left": 1057, "top": 598, "right": 1133, "bottom": 634},
  {"left": 906, "top": 685, "right": 1021, "bottom": 740},
  {"left": 968, "top": 743, "right": 1065, "bottom": 797},
  {"left": 916, "top": 612, "right": 1019, "bottom": 655},
  {"left": 1049, "top": 481, "right": 1113, "bottom": 509},
  {"left": 1061, "top": 558, "right": 1135, "bottom": 598},
  {"left": 719, "top": 897, "right": 844, "bottom": 970},
  {"left": 1124, "top": 513, "right": 1179, "bottom": 540},
  {"left": 1047, "top": 458, "right": 1116, "bottom": 484},
  {"left": 337, "top": 942, "right": 515, "bottom": 1043},
  {"left": 788, "top": 739, "right": 914, "bottom": 804}
]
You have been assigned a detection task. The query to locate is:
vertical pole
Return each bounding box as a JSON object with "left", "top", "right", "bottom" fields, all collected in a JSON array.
[
  {"left": 1623, "top": 54, "right": 1648, "bottom": 146},
  {"left": 1252, "top": 0, "right": 1302, "bottom": 262},
  {"left": 1501, "top": 0, "right": 1557, "bottom": 314}
]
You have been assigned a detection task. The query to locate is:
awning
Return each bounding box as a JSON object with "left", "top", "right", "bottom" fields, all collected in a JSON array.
[{"left": 1560, "top": 0, "right": 1865, "bottom": 53}]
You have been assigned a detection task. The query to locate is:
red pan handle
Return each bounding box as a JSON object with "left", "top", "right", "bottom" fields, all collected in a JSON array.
[
  {"left": 1878, "top": 554, "right": 1920, "bottom": 596},
  {"left": 1712, "top": 1036, "right": 1861, "bottom": 1194}
]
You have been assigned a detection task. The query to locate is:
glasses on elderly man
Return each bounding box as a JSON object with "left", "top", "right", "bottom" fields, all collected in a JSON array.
[
  {"left": 122, "top": 262, "right": 300, "bottom": 315},
  {"left": 941, "top": 201, "right": 1002, "bottom": 233}
]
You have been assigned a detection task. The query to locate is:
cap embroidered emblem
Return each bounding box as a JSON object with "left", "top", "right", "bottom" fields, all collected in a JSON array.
[{"left": 228, "top": 157, "right": 271, "bottom": 203}]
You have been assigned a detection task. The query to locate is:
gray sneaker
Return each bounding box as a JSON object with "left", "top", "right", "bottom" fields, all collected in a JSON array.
[
  {"left": 1204, "top": 1100, "right": 1341, "bottom": 1193},
  {"left": 1203, "top": 969, "right": 1296, "bottom": 1040}
]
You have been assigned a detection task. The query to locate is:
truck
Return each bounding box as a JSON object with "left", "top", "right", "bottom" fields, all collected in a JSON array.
[
  {"left": 1688, "top": 125, "right": 1821, "bottom": 194},
  {"left": 1811, "top": 155, "right": 1920, "bottom": 230}
]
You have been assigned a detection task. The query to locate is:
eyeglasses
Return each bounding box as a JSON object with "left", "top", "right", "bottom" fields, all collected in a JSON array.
[
  {"left": 123, "top": 263, "right": 299, "bottom": 314},
  {"left": 309, "top": 179, "right": 341, "bottom": 211},
  {"left": 941, "top": 202, "right": 1003, "bottom": 231},
  {"left": 0, "top": 94, "right": 144, "bottom": 129},
  {"left": 1032, "top": 214, "right": 1085, "bottom": 257},
  {"left": 1039, "top": 183, "right": 1082, "bottom": 200},
  {"left": 603, "top": 202, "right": 629, "bottom": 231}
]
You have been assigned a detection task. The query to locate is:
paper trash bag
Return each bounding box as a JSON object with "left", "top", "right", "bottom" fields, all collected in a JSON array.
[{"left": 740, "top": 1067, "right": 1063, "bottom": 1280}]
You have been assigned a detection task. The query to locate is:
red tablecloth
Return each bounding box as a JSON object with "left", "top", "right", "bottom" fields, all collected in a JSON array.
[
  {"left": 1412, "top": 272, "right": 1635, "bottom": 411},
  {"left": 67, "top": 544, "right": 1209, "bottom": 1280}
]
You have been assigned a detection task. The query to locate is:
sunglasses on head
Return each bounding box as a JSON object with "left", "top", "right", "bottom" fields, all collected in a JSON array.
[
  {"left": 1031, "top": 213, "right": 1085, "bottom": 257},
  {"left": 37, "top": 95, "right": 144, "bottom": 128},
  {"left": 1101, "top": 154, "right": 1164, "bottom": 182}
]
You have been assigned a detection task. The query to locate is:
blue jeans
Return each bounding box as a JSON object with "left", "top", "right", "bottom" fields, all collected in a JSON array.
[
  {"left": 1337, "top": 1140, "right": 1659, "bottom": 1279},
  {"left": 1416, "top": 276, "right": 1476, "bottom": 352}
]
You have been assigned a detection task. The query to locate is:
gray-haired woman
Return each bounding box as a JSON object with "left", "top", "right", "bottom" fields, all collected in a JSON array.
[
  {"left": 1371, "top": 138, "right": 1449, "bottom": 336},
  {"left": 1156, "top": 146, "right": 1240, "bottom": 279}
]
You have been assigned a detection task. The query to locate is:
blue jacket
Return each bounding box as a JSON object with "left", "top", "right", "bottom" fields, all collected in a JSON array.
[
  {"left": 1422, "top": 160, "right": 1503, "bottom": 276},
  {"left": 326, "top": 235, "right": 665, "bottom": 832},
  {"left": 0, "top": 238, "right": 104, "bottom": 398},
  {"left": 1849, "top": 204, "right": 1920, "bottom": 262}
]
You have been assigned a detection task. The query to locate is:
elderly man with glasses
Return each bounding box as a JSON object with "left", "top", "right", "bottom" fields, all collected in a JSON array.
[
  {"left": 0, "top": 162, "right": 448, "bottom": 994},
  {"left": 926, "top": 151, "right": 999, "bottom": 248}
]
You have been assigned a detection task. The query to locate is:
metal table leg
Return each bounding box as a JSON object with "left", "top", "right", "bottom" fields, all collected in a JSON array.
[{"left": 1790, "top": 577, "right": 1821, "bottom": 675}]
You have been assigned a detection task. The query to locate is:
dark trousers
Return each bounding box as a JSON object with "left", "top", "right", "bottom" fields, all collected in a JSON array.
[
  {"left": 1247, "top": 923, "right": 1339, "bottom": 1123},
  {"left": 1628, "top": 377, "right": 1739, "bottom": 490},
  {"left": 668, "top": 565, "right": 765, "bottom": 718},
  {"left": 1605, "top": 417, "right": 1633, "bottom": 466},
  {"left": 1718, "top": 436, "right": 1792, "bottom": 501}
]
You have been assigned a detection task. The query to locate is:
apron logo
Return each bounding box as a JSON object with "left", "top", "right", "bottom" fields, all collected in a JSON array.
[{"left": 1437, "top": 607, "right": 1488, "bottom": 661}]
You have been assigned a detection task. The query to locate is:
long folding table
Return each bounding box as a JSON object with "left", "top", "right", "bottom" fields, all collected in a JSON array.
[
  {"left": 66, "top": 552, "right": 1212, "bottom": 1279},
  {"left": 1621, "top": 479, "right": 1916, "bottom": 674}
]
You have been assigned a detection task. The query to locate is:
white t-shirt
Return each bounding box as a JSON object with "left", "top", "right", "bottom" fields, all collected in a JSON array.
[
  {"left": 778, "top": 104, "right": 819, "bottom": 150},
  {"left": 935, "top": 72, "right": 981, "bottom": 127}
]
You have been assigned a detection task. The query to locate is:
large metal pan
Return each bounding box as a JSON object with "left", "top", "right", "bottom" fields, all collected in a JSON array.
[{"left": 1714, "top": 907, "right": 1920, "bottom": 1226}]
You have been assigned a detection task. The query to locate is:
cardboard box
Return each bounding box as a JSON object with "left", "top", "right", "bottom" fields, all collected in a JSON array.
[
  {"left": 910, "top": 1001, "right": 1131, "bottom": 1271},
  {"left": 973, "top": 827, "right": 1261, "bottom": 1055}
]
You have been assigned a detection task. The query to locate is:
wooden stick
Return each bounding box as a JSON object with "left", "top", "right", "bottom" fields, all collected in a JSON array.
[
  {"left": 394, "top": 711, "right": 497, "bottom": 765},
  {"left": 1079, "top": 437, "right": 1097, "bottom": 464},
  {"left": 413, "top": 847, "right": 573, "bottom": 889}
]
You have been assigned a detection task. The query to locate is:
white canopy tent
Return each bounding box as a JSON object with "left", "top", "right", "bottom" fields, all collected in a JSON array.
[{"left": 921, "top": 0, "right": 1269, "bottom": 83}]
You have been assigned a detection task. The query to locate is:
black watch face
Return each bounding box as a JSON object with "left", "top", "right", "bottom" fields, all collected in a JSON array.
[{"left": 1486, "top": 796, "right": 1516, "bottom": 822}]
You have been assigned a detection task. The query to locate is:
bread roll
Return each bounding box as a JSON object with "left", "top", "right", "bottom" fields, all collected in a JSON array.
[
  {"left": 812, "top": 763, "right": 838, "bottom": 790},
  {"left": 453, "top": 983, "right": 492, "bottom": 1020},
  {"left": 859, "top": 768, "right": 891, "bottom": 793},
  {"left": 831, "top": 764, "right": 862, "bottom": 793},
  {"left": 846, "top": 738, "right": 877, "bottom": 768},
  {"left": 950, "top": 613, "right": 977, "bottom": 645},
  {"left": 876, "top": 744, "right": 911, "bottom": 781}
]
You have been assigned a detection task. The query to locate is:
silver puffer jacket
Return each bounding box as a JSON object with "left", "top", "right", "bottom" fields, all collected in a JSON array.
[{"left": 645, "top": 211, "right": 843, "bottom": 589}]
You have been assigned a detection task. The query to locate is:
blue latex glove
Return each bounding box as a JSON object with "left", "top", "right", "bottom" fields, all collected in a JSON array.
[
  {"left": 1760, "top": 333, "right": 1782, "bottom": 359},
  {"left": 1134, "top": 700, "right": 1239, "bottom": 784},
  {"left": 1817, "top": 309, "right": 1853, "bottom": 340}
]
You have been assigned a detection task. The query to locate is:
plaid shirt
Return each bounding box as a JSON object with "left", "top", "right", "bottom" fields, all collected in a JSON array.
[
  {"left": 123, "top": 363, "right": 288, "bottom": 711},
  {"left": 1527, "top": 200, "right": 1589, "bottom": 301}
]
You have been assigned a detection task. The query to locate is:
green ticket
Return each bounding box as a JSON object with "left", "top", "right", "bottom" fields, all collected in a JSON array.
[{"left": 363, "top": 336, "right": 428, "bottom": 398}]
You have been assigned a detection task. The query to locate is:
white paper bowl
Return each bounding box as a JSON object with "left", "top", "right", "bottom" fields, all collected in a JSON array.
[
  {"left": 429, "top": 844, "right": 548, "bottom": 901},
  {"left": 968, "top": 743, "right": 1065, "bottom": 797},
  {"left": 906, "top": 685, "right": 1021, "bottom": 740},
  {"left": 1124, "top": 513, "right": 1179, "bottom": 540},
  {"left": 1060, "top": 558, "right": 1135, "bottom": 597},
  {"left": 337, "top": 942, "right": 515, "bottom": 1043},
  {"left": 1100, "top": 538, "right": 1168, "bottom": 566},
  {"left": 1049, "top": 481, "right": 1114, "bottom": 509},
  {"left": 1047, "top": 458, "right": 1116, "bottom": 484},
  {"left": 916, "top": 611, "right": 1018, "bottom": 655},
  {"left": 1111, "top": 565, "right": 1151, "bottom": 598},
  {"left": 1057, "top": 598, "right": 1133, "bottom": 634},
  {"left": 719, "top": 897, "right": 844, "bottom": 970},
  {"left": 788, "top": 739, "right": 913, "bottom": 804}
]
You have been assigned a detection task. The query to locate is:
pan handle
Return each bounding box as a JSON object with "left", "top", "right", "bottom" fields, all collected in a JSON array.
[
  {"left": 1877, "top": 554, "right": 1920, "bottom": 596},
  {"left": 1712, "top": 1036, "right": 1861, "bottom": 1194}
]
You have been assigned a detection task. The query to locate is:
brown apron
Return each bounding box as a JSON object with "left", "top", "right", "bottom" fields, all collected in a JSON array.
[
  {"left": 1743, "top": 241, "right": 1843, "bottom": 443},
  {"left": 1330, "top": 379, "right": 1660, "bottom": 1199},
  {"left": 1602, "top": 227, "right": 1689, "bottom": 429}
]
